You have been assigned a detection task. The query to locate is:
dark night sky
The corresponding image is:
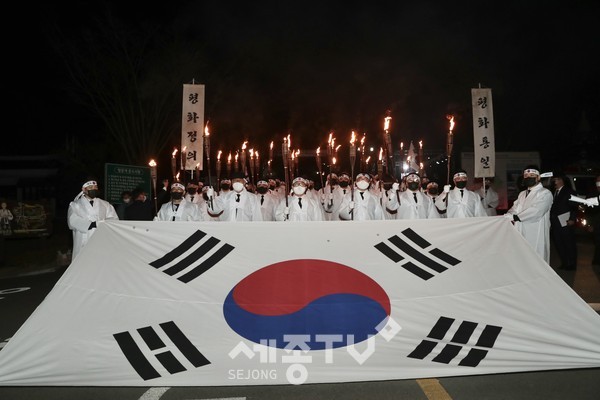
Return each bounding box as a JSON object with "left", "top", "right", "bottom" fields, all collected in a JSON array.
[{"left": 3, "top": 1, "right": 599, "bottom": 172}]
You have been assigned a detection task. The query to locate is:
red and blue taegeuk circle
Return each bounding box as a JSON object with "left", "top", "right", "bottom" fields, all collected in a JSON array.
[{"left": 223, "top": 259, "right": 391, "bottom": 350}]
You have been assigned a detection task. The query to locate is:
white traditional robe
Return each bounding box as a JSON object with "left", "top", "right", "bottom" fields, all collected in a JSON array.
[
  {"left": 476, "top": 186, "right": 500, "bottom": 216},
  {"left": 67, "top": 196, "right": 118, "bottom": 260},
  {"left": 154, "top": 199, "right": 202, "bottom": 222},
  {"left": 386, "top": 189, "right": 440, "bottom": 219},
  {"left": 275, "top": 195, "right": 324, "bottom": 221},
  {"left": 209, "top": 189, "right": 263, "bottom": 222},
  {"left": 338, "top": 189, "right": 385, "bottom": 221},
  {"left": 505, "top": 183, "right": 553, "bottom": 262},
  {"left": 435, "top": 187, "right": 487, "bottom": 218}
]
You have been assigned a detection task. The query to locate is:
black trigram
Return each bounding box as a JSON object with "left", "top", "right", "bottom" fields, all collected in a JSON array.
[
  {"left": 374, "top": 227, "right": 461, "bottom": 280},
  {"left": 407, "top": 316, "right": 502, "bottom": 367},
  {"left": 114, "top": 321, "right": 210, "bottom": 380},
  {"left": 149, "top": 229, "right": 234, "bottom": 283}
]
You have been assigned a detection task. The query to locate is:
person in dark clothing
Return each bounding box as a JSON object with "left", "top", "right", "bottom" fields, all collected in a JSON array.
[
  {"left": 550, "top": 173, "right": 578, "bottom": 270},
  {"left": 124, "top": 188, "right": 155, "bottom": 221},
  {"left": 587, "top": 175, "right": 600, "bottom": 266}
]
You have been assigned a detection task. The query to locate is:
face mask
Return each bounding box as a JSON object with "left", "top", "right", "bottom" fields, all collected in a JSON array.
[
  {"left": 202, "top": 194, "right": 209, "bottom": 201},
  {"left": 339, "top": 181, "right": 349, "bottom": 188},
  {"left": 171, "top": 192, "right": 183, "bottom": 200},
  {"left": 455, "top": 181, "right": 467, "bottom": 189},
  {"left": 523, "top": 177, "right": 537, "bottom": 188},
  {"left": 232, "top": 182, "right": 245, "bottom": 192},
  {"left": 123, "top": 198, "right": 131, "bottom": 204},
  {"left": 421, "top": 183, "right": 429, "bottom": 190},
  {"left": 596, "top": 182, "right": 600, "bottom": 188},
  {"left": 308, "top": 185, "right": 314, "bottom": 190},
  {"left": 356, "top": 180, "right": 370, "bottom": 190},
  {"left": 407, "top": 182, "right": 420, "bottom": 191},
  {"left": 428, "top": 188, "right": 439, "bottom": 195},
  {"left": 269, "top": 185, "right": 276, "bottom": 190},
  {"left": 383, "top": 184, "right": 392, "bottom": 191},
  {"left": 257, "top": 187, "right": 268, "bottom": 194},
  {"left": 86, "top": 190, "right": 98, "bottom": 199},
  {"left": 293, "top": 186, "right": 306, "bottom": 196},
  {"left": 221, "top": 184, "right": 230, "bottom": 190},
  {"left": 141, "top": 195, "right": 147, "bottom": 202},
  {"left": 187, "top": 188, "right": 197, "bottom": 195}
]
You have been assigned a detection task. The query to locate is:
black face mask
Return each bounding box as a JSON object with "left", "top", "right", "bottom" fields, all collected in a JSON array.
[
  {"left": 428, "top": 188, "right": 439, "bottom": 195},
  {"left": 221, "top": 184, "right": 230, "bottom": 190},
  {"left": 187, "top": 188, "right": 197, "bottom": 195},
  {"left": 86, "top": 190, "right": 98, "bottom": 199},
  {"left": 455, "top": 181, "right": 467, "bottom": 189},
  {"left": 171, "top": 192, "right": 183, "bottom": 200},
  {"left": 269, "top": 185, "right": 276, "bottom": 190},
  {"left": 422, "top": 183, "right": 429, "bottom": 190},
  {"left": 383, "top": 184, "right": 392, "bottom": 191},
  {"left": 257, "top": 187, "right": 268, "bottom": 194},
  {"left": 339, "top": 181, "right": 349, "bottom": 188},
  {"left": 407, "top": 182, "right": 420, "bottom": 191},
  {"left": 202, "top": 194, "right": 209, "bottom": 201},
  {"left": 523, "top": 177, "right": 537, "bottom": 188}
]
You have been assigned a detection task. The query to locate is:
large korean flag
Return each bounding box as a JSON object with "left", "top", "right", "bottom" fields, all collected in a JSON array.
[{"left": 0, "top": 218, "right": 599, "bottom": 386}]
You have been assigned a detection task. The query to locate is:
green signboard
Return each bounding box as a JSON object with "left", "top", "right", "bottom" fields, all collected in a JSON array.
[{"left": 104, "top": 163, "right": 151, "bottom": 204}]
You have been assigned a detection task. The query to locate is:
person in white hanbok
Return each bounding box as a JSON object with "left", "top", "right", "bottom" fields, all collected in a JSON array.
[
  {"left": 207, "top": 172, "right": 263, "bottom": 222},
  {"left": 338, "top": 173, "right": 385, "bottom": 221},
  {"left": 67, "top": 179, "right": 119, "bottom": 260},
  {"left": 476, "top": 178, "right": 500, "bottom": 216},
  {"left": 435, "top": 171, "right": 487, "bottom": 218},
  {"left": 386, "top": 173, "right": 440, "bottom": 219},
  {"left": 275, "top": 177, "right": 324, "bottom": 221},
  {"left": 504, "top": 166, "right": 553, "bottom": 262},
  {"left": 256, "top": 180, "right": 278, "bottom": 221},
  {"left": 154, "top": 182, "right": 203, "bottom": 222}
]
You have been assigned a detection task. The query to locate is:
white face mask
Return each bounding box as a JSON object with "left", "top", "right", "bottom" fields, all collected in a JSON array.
[
  {"left": 596, "top": 182, "right": 600, "bottom": 188},
  {"left": 232, "top": 182, "right": 245, "bottom": 192},
  {"left": 356, "top": 180, "right": 370, "bottom": 190},
  {"left": 292, "top": 186, "right": 306, "bottom": 196}
]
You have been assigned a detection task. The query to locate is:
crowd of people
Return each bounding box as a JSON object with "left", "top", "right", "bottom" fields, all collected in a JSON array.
[{"left": 66, "top": 167, "right": 600, "bottom": 268}]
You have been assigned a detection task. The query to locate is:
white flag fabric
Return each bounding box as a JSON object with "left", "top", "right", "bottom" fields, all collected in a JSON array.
[
  {"left": 181, "top": 83, "right": 205, "bottom": 171},
  {"left": 0, "top": 218, "right": 599, "bottom": 386},
  {"left": 472, "top": 88, "right": 495, "bottom": 178}
]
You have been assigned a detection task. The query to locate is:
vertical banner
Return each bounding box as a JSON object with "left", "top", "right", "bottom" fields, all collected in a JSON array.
[
  {"left": 182, "top": 84, "right": 205, "bottom": 171},
  {"left": 471, "top": 88, "right": 495, "bottom": 178}
]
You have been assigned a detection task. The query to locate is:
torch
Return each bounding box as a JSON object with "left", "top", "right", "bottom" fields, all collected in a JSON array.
[
  {"left": 255, "top": 150, "right": 260, "bottom": 183},
  {"left": 234, "top": 152, "right": 239, "bottom": 173},
  {"left": 419, "top": 140, "right": 424, "bottom": 174},
  {"left": 446, "top": 115, "right": 456, "bottom": 184},
  {"left": 294, "top": 149, "right": 300, "bottom": 178},
  {"left": 377, "top": 147, "right": 384, "bottom": 204},
  {"left": 204, "top": 123, "right": 213, "bottom": 208},
  {"left": 181, "top": 146, "right": 187, "bottom": 184},
  {"left": 282, "top": 137, "right": 290, "bottom": 219},
  {"left": 249, "top": 149, "right": 255, "bottom": 186},
  {"left": 383, "top": 110, "right": 393, "bottom": 176},
  {"left": 268, "top": 141, "right": 274, "bottom": 175},
  {"left": 316, "top": 147, "right": 324, "bottom": 191},
  {"left": 240, "top": 141, "right": 248, "bottom": 178},
  {"left": 171, "top": 148, "right": 178, "bottom": 181},
  {"left": 349, "top": 131, "right": 357, "bottom": 220},
  {"left": 216, "top": 150, "right": 222, "bottom": 191},
  {"left": 227, "top": 152, "right": 232, "bottom": 177},
  {"left": 149, "top": 159, "right": 158, "bottom": 213}
]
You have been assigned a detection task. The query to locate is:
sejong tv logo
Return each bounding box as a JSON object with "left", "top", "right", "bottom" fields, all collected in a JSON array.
[{"left": 223, "top": 259, "right": 402, "bottom": 384}]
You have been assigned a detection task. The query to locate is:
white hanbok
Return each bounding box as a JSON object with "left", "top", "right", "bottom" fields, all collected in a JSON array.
[
  {"left": 67, "top": 196, "right": 118, "bottom": 260},
  {"left": 435, "top": 187, "right": 487, "bottom": 218}
]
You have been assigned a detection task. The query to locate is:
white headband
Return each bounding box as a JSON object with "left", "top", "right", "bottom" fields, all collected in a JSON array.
[
  {"left": 171, "top": 183, "right": 185, "bottom": 190},
  {"left": 453, "top": 172, "right": 467, "bottom": 179},
  {"left": 524, "top": 169, "right": 540, "bottom": 176},
  {"left": 82, "top": 180, "right": 97, "bottom": 189}
]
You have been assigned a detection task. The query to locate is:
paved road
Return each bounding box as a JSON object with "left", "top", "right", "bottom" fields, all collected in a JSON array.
[{"left": 0, "top": 235, "right": 599, "bottom": 399}]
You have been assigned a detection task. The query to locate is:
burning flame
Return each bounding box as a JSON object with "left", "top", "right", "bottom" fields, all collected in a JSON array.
[
  {"left": 332, "top": 157, "right": 337, "bottom": 165},
  {"left": 176, "top": 172, "right": 180, "bottom": 180},
  {"left": 328, "top": 132, "right": 333, "bottom": 145},
  {"left": 316, "top": 147, "right": 320, "bottom": 156},
  {"left": 361, "top": 136, "right": 365, "bottom": 146},
  {"left": 204, "top": 122, "right": 210, "bottom": 136},
  {"left": 447, "top": 115, "right": 455, "bottom": 132},
  {"left": 148, "top": 159, "right": 156, "bottom": 167},
  {"left": 227, "top": 152, "right": 232, "bottom": 162},
  {"left": 419, "top": 140, "right": 423, "bottom": 148},
  {"left": 379, "top": 147, "right": 383, "bottom": 160},
  {"left": 335, "top": 144, "right": 341, "bottom": 152},
  {"left": 242, "top": 141, "right": 247, "bottom": 150},
  {"left": 366, "top": 156, "right": 371, "bottom": 164},
  {"left": 172, "top": 148, "right": 178, "bottom": 157},
  {"left": 384, "top": 115, "right": 391, "bottom": 131},
  {"left": 296, "top": 149, "right": 300, "bottom": 157},
  {"left": 249, "top": 148, "right": 254, "bottom": 158},
  {"left": 235, "top": 153, "right": 239, "bottom": 162},
  {"left": 255, "top": 150, "right": 259, "bottom": 158},
  {"left": 217, "top": 150, "right": 222, "bottom": 160},
  {"left": 270, "top": 141, "right": 273, "bottom": 150},
  {"left": 287, "top": 134, "right": 291, "bottom": 148},
  {"left": 350, "top": 131, "right": 356, "bottom": 145}
]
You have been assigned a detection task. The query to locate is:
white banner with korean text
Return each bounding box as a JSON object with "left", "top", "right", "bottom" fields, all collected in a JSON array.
[
  {"left": 181, "top": 83, "right": 205, "bottom": 171},
  {"left": 471, "top": 88, "right": 495, "bottom": 178}
]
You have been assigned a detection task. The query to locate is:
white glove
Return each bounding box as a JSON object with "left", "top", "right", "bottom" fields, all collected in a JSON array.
[
  {"left": 443, "top": 184, "right": 451, "bottom": 193},
  {"left": 503, "top": 212, "right": 513, "bottom": 219},
  {"left": 206, "top": 187, "right": 214, "bottom": 198},
  {"left": 348, "top": 201, "right": 355, "bottom": 210},
  {"left": 586, "top": 197, "right": 599, "bottom": 207},
  {"left": 284, "top": 206, "right": 290, "bottom": 215},
  {"left": 392, "top": 182, "right": 400, "bottom": 191}
]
